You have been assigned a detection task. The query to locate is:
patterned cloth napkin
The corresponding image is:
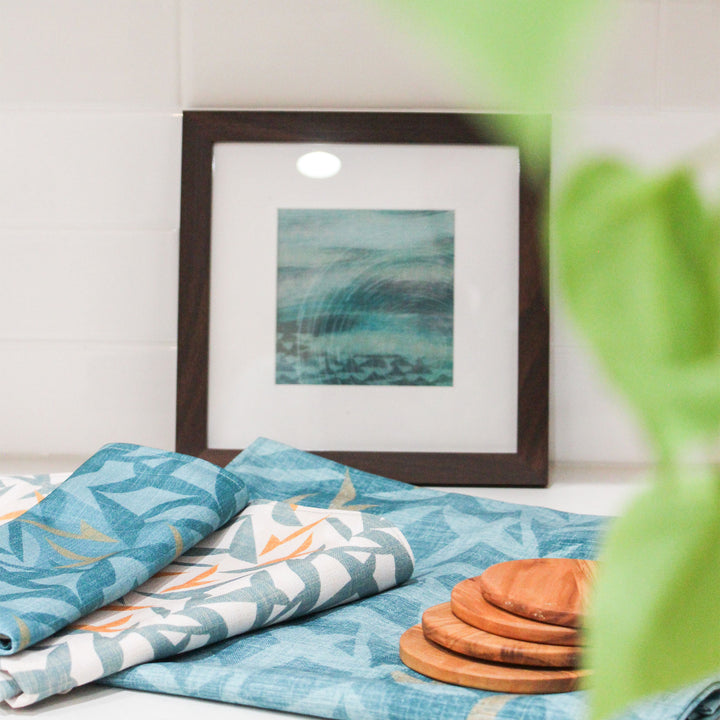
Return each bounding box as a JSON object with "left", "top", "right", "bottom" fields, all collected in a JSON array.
[
  {"left": 0, "top": 499, "right": 413, "bottom": 706},
  {"left": 0, "top": 473, "right": 67, "bottom": 525},
  {"left": 0, "top": 443, "right": 415, "bottom": 707},
  {"left": 100, "top": 438, "right": 720, "bottom": 720},
  {"left": 0, "top": 443, "right": 248, "bottom": 656}
]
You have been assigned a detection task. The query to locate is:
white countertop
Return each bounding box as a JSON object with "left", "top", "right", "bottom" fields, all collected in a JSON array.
[{"left": 0, "top": 458, "right": 650, "bottom": 719}]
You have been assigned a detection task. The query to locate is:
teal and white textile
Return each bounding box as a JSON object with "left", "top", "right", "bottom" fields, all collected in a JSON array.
[
  {"left": 0, "top": 443, "right": 248, "bottom": 655},
  {"left": 0, "top": 499, "right": 413, "bottom": 706},
  {"left": 2, "top": 439, "right": 719, "bottom": 719},
  {"left": 102, "top": 438, "right": 720, "bottom": 720},
  {"left": 0, "top": 473, "right": 67, "bottom": 525}
]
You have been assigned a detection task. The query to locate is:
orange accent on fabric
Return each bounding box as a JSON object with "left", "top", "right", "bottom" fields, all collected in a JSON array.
[
  {"left": 255, "top": 533, "right": 320, "bottom": 569},
  {"left": 103, "top": 604, "right": 152, "bottom": 611},
  {"left": 75, "top": 615, "right": 133, "bottom": 633},
  {"left": 268, "top": 532, "right": 315, "bottom": 563},
  {"left": 260, "top": 516, "right": 328, "bottom": 556},
  {"left": 161, "top": 564, "right": 220, "bottom": 593},
  {"left": 0, "top": 510, "right": 25, "bottom": 522}
]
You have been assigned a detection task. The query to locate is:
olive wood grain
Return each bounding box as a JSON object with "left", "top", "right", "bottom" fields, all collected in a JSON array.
[
  {"left": 479, "top": 558, "right": 597, "bottom": 628},
  {"left": 399, "top": 625, "right": 588, "bottom": 694},
  {"left": 451, "top": 578, "right": 581, "bottom": 646},
  {"left": 422, "top": 603, "right": 580, "bottom": 668}
]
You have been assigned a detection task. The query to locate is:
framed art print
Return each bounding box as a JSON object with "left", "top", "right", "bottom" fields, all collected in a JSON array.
[{"left": 175, "top": 111, "right": 550, "bottom": 486}]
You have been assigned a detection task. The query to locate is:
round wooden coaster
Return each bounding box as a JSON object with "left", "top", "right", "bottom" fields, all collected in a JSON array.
[
  {"left": 480, "top": 558, "right": 597, "bottom": 628},
  {"left": 422, "top": 603, "right": 580, "bottom": 668},
  {"left": 452, "top": 577, "right": 581, "bottom": 646},
  {"left": 399, "top": 625, "right": 588, "bottom": 694}
]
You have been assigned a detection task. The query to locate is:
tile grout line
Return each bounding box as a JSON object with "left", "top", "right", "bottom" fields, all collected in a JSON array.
[{"left": 0, "top": 339, "right": 178, "bottom": 350}]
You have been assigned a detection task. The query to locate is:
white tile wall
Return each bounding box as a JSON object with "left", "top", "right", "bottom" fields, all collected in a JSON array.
[
  {"left": 661, "top": 0, "right": 720, "bottom": 109},
  {"left": 0, "top": 230, "right": 178, "bottom": 342},
  {"left": 0, "top": 0, "right": 180, "bottom": 109},
  {"left": 575, "top": 0, "right": 661, "bottom": 110},
  {"left": 0, "top": 113, "right": 181, "bottom": 228},
  {"left": 551, "top": 343, "right": 654, "bottom": 464},
  {"left": 1, "top": 0, "right": 719, "bottom": 465},
  {"left": 0, "top": 0, "right": 182, "bottom": 455},
  {"left": 549, "top": 109, "right": 720, "bottom": 462},
  {"left": 180, "top": 0, "right": 469, "bottom": 110},
  {"left": 0, "top": 341, "right": 176, "bottom": 453}
]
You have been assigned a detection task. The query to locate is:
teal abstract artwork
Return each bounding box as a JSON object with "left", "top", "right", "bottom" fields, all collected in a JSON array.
[{"left": 276, "top": 208, "right": 455, "bottom": 386}]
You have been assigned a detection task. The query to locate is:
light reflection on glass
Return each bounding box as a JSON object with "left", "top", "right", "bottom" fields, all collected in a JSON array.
[{"left": 296, "top": 151, "right": 342, "bottom": 179}]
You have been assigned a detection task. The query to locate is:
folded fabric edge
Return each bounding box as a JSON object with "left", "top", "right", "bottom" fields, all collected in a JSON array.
[
  {"left": 230, "top": 437, "right": 611, "bottom": 522},
  {"left": 0, "top": 442, "right": 250, "bottom": 657},
  {"left": 103, "top": 443, "right": 249, "bottom": 498},
  {"left": 680, "top": 681, "right": 720, "bottom": 720},
  {"left": 0, "top": 670, "right": 20, "bottom": 703},
  {"left": 0, "top": 500, "right": 415, "bottom": 707}
]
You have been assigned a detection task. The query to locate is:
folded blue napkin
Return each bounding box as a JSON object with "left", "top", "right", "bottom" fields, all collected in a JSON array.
[
  {"left": 103, "top": 438, "right": 720, "bottom": 720},
  {"left": 0, "top": 443, "right": 248, "bottom": 655}
]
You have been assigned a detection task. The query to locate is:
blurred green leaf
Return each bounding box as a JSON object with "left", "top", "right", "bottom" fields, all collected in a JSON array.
[
  {"left": 372, "top": 4, "right": 720, "bottom": 719},
  {"left": 585, "top": 469, "right": 720, "bottom": 720},
  {"left": 553, "top": 159, "right": 720, "bottom": 455},
  {"left": 373, "top": 0, "right": 609, "bottom": 175},
  {"left": 374, "top": 0, "right": 606, "bottom": 110}
]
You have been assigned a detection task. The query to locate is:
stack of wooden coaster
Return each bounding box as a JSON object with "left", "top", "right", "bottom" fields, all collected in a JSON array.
[{"left": 399, "top": 558, "right": 597, "bottom": 694}]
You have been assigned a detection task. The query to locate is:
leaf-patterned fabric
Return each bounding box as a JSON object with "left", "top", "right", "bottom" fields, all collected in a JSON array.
[
  {"left": 0, "top": 500, "right": 413, "bottom": 706},
  {"left": 2, "top": 438, "right": 718, "bottom": 720},
  {"left": 103, "top": 438, "right": 720, "bottom": 720},
  {"left": 0, "top": 443, "right": 248, "bottom": 656},
  {"left": 0, "top": 473, "right": 67, "bottom": 526}
]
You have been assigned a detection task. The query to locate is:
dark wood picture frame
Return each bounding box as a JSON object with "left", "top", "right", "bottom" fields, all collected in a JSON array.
[{"left": 176, "top": 111, "right": 549, "bottom": 487}]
